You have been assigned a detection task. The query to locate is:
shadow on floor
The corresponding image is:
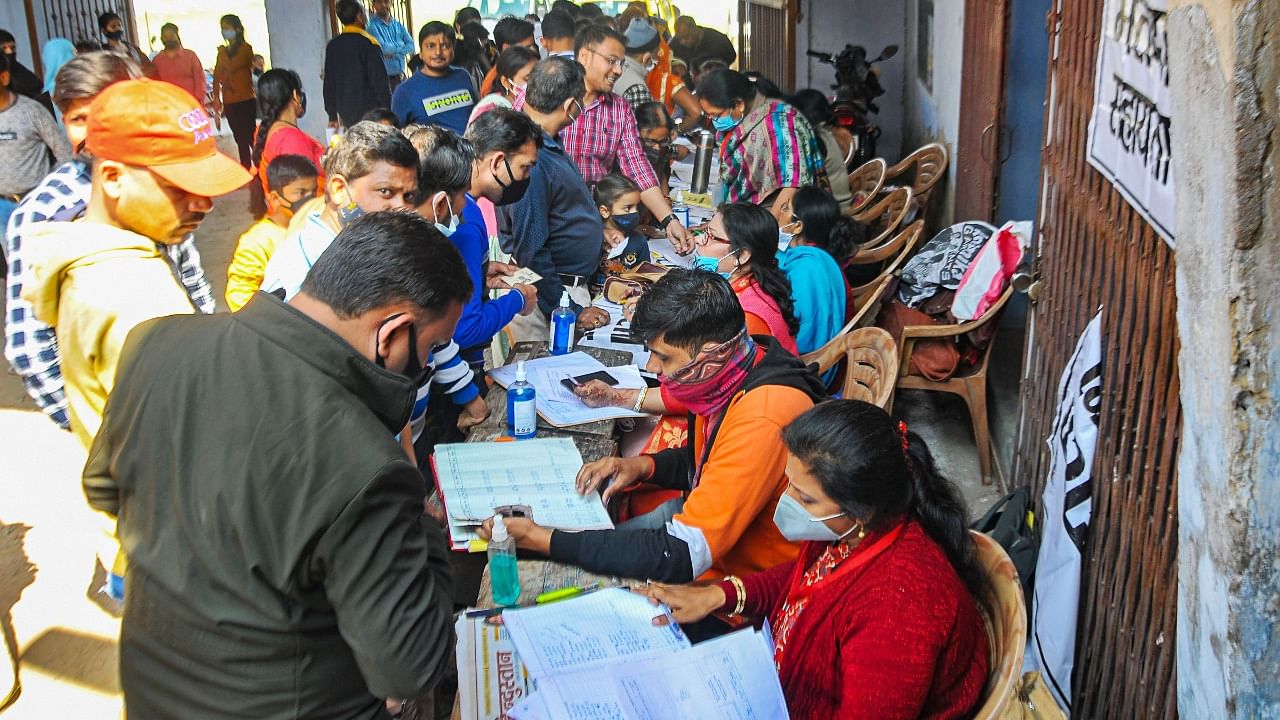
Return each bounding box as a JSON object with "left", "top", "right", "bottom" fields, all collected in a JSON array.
[
  {"left": 0, "top": 522, "right": 37, "bottom": 710},
  {"left": 20, "top": 627, "right": 119, "bottom": 695}
]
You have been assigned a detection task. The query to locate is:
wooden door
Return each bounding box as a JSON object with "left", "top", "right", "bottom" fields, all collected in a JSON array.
[
  {"left": 1012, "top": 0, "right": 1179, "bottom": 716},
  {"left": 953, "top": 0, "right": 1009, "bottom": 222}
]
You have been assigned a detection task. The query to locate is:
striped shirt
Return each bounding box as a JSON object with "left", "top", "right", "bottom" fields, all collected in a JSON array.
[
  {"left": 717, "top": 97, "right": 829, "bottom": 204},
  {"left": 4, "top": 160, "right": 216, "bottom": 429},
  {"left": 524, "top": 89, "right": 659, "bottom": 190}
]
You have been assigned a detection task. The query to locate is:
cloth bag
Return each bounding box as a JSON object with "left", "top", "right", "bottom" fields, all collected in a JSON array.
[{"left": 952, "top": 221, "right": 1031, "bottom": 321}]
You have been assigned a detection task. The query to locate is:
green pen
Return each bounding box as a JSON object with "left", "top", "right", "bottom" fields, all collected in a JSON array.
[{"left": 535, "top": 583, "right": 600, "bottom": 604}]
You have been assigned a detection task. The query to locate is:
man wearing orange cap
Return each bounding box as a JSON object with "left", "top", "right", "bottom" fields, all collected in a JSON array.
[{"left": 21, "top": 78, "right": 251, "bottom": 447}]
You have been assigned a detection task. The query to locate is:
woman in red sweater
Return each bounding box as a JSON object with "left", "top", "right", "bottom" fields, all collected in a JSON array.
[
  {"left": 251, "top": 69, "right": 326, "bottom": 216},
  {"left": 647, "top": 400, "right": 991, "bottom": 719}
]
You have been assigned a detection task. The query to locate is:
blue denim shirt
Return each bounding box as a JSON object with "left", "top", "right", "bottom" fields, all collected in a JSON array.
[{"left": 366, "top": 14, "right": 416, "bottom": 77}]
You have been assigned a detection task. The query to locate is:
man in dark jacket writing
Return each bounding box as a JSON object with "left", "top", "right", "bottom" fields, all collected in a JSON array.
[{"left": 84, "top": 212, "right": 469, "bottom": 718}]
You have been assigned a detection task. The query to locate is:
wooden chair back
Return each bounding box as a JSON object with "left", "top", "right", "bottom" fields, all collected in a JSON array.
[
  {"left": 840, "top": 327, "right": 898, "bottom": 408},
  {"left": 969, "top": 531, "right": 1028, "bottom": 720},
  {"left": 846, "top": 158, "right": 887, "bottom": 214},
  {"left": 885, "top": 142, "right": 949, "bottom": 209},
  {"left": 846, "top": 220, "right": 924, "bottom": 306},
  {"left": 851, "top": 186, "right": 913, "bottom": 250}
]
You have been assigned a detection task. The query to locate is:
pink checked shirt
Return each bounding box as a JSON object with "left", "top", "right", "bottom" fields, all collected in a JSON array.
[{"left": 516, "top": 89, "right": 658, "bottom": 190}]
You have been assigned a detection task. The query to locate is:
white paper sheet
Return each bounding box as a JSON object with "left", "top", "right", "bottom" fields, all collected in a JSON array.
[
  {"left": 500, "top": 588, "right": 689, "bottom": 681},
  {"left": 610, "top": 629, "right": 790, "bottom": 720},
  {"left": 647, "top": 237, "right": 694, "bottom": 269},
  {"left": 454, "top": 614, "right": 534, "bottom": 719},
  {"left": 433, "top": 439, "right": 613, "bottom": 549},
  {"left": 502, "top": 268, "right": 543, "bottom": 286},
  {"left": 527, "top": 670, "right": 630, "bottom": 720},
  {"left": 489, "top": 352, "right": 646, "bottom": 426}
]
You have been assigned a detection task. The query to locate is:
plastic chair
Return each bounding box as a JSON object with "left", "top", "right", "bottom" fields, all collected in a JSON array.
[
  {"left": 890, "top": 285, "right": 1014, "bottom": 484},
  {"left": 845, "top": 158, "right": 887, "bottom": 215},
  {"left": 800, "top": 279, "right": 892, "bottom": 386},
  {"left": 883, "top": 142, "right": 949, "bottom": 212},
  {"left": 844, "top": 220, "right": 925, "bottom": 308},
  {"left": 800, "top": 327, "right": 898, "bottom": 407},
  {"left": 969, "top": 530, "right": 1029, "bottom": 720},
  {"left": 851, "top": 186, "right": 913, "bottom": 250}
]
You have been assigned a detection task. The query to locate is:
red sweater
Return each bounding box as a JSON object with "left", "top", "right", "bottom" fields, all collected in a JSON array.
[{"left": 725, "top": 519, "right": 989, "bottom": 719}]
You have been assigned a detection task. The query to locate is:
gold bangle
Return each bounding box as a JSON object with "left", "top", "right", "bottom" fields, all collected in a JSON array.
[
  {"left": 726, "top": 575, "right": 746, "bottom": 617},
  {"left": 632, "top": 385, "right": 648, "bottom": 413}
]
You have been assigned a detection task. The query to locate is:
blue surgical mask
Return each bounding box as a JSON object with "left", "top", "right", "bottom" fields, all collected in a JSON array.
[
  {"left": 692, "top": 249, "right": 737, "bottom": 278},
  {"left": 430, "top": 191, "right": 459, "bottom": 237},
  {"left": 712, "top": 112, "right": 740, "bottom": 132},
  {"left": 222, "top": 29, "right": 238, "bottom": 42},
  {"left": 778, "top": 219, "right": 799, "bottom": 252},
  {"left": 612, "top": 211, "right": 640, "bottom": 231},
  {"left": 772, "top": 493, "right": 853, "bottom": 542}
]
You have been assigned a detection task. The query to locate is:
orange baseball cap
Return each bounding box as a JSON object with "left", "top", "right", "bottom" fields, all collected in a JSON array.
[{"left": 85, "top": 78, "right": 252, "bottom": 197}]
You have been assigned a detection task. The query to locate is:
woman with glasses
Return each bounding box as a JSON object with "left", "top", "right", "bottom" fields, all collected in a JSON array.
[{"left": 697, "top": 68, "right": 828, "bottom": 208}]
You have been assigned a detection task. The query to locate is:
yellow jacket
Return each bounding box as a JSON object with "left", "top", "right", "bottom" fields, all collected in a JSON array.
[
  {"left": 21, "top": 221, "right": 195, "bottom": 447},
  {"left": 225, "top": 218, "right": 287, "bottom": 311}
]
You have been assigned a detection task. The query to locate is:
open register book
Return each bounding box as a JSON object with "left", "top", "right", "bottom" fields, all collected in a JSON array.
[{"left": 433, "top": 438, "right": 613, "bottom": 551}]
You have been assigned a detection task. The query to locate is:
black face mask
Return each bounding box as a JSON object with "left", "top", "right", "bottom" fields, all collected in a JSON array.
[
  {"left": 375, "top": 315, "right": 430, "bottom": 386},
  {"left": 297, "top": 91, "right": 307, "bottom": 116},
  {"left": 643, "top": 145, "right": 671, "bottom": 174},
  {"left": 105, "top": 30, "right": 125, "bottom": 41},
  {"left": 493, "top": 156, "right": 531, "bottom": 206},
  {"left": 162, "top": 40, "right": 179, "bottom": 50},
  {"left": 279, "top": 191, "right": 315, "bottom": 213}
]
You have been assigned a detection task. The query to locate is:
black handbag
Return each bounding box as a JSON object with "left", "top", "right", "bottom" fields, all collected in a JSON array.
[{"left": 971, "top": 487, "right": 1039, "bottom": 605}]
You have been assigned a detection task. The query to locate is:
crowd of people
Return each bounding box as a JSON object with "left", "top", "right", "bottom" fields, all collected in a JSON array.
[{"left": 2, "top": 3, "right": 994, "bottom": 719}]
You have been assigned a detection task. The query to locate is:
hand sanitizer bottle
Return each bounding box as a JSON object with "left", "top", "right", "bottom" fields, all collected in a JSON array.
[
  {"left": 506, "top": 360, "right": 536, "bottom": 440},
  {"left": 488, "top": 515, "right": 521, "bottom": 606},
  {"left": 550, "top": 290, "right": 576, "bottom": 355}
]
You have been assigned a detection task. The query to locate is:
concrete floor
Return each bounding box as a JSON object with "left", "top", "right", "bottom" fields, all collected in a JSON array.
[{"left": 0, "top": 134, "right": 1022, "bottom": 713}]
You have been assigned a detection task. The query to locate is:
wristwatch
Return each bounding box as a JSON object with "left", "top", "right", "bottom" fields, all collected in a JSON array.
[{"left": 657, "top": 213, "right": 678, "bottom": 230}]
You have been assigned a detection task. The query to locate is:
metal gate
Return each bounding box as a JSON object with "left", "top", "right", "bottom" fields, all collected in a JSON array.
[
  {"left": 1013, "top": 0, "right": 1179, "bottom": 717},
  {"left": 737, "top": 0, "right": 794, "bottom": 90},
  {"left": 24, "top": 0, "right": 137, "bottom": 75}
]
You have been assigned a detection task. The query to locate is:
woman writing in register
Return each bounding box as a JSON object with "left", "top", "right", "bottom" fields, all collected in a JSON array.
[{"left": 645, "top": 400, "right": 992, "bottom": 719}]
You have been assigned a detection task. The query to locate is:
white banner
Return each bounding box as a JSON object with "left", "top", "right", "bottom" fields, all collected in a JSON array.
[
  {"left": 1086, "top": 0, "right": 1175, "bottom": 246},
  {"left": 1027, "top": 309, "right": 1103, "bottom": 713}
]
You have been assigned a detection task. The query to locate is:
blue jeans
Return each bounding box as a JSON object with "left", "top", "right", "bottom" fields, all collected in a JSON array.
[{"left": 0, "top": 198, "right": 18, "bottom": 264}]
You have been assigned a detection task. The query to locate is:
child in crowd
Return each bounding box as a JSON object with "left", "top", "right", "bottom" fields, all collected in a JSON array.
[
  {"left": 360, "top": 107, "right": 400, "bottom": 127},
  {"left": 225, "top": 154, "right": 319, "bottom": 311},
  {"left": 595, "top": 172, "right": 651, "bottom": 276}
]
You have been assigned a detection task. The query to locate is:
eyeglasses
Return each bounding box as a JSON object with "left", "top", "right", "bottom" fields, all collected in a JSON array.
[
  {"left": 585, "top": 47, "right": 626, "bottom": 69},
  {"left": 641, "top": 138, "right": 674, "bottom": 152},
  {"left": 694, "top": 227, "right": 730, "bottom": 246}
]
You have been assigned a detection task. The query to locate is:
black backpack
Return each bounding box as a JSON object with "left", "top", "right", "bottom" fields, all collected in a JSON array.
[{"left": 970, "top": 487, "right": 1038, "bottom": 605}]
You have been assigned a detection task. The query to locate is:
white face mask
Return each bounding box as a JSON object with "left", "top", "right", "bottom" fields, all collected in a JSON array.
[
  {"left": 431, "top": 191, "right": 459, "bottom": 237},
  {"left": 778, "top": 219, "right": 800, "bottom": 252},
  {"left": 645, "top": 58, "right": 658, "bottom": 73},
  {"left": 772, "top": 493, "right": 854, "bottom": 542}
]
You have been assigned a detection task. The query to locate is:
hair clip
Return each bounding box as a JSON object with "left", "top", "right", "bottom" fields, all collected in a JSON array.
[{"left": 897, "top": 420, "right": 910, "bottom": 454}]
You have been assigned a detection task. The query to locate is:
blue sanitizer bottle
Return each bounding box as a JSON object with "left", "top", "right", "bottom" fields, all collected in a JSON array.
[
  {"left": 550, "top": 290, "right": 576, "bottom": 355},
  {"left": 506, "top": 360, "right": 537, "bottom": 440},
  {"left": 488, "top": 515, "right": 521, "bottom": 606}
]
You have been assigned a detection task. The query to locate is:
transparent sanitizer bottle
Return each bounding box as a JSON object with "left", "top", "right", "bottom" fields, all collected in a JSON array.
[
  {"left": 550, "top": 290, "right": 576, "bottom": 355},
  {"left": 488, "top": 515, "right": 521, "bottom": 606},
  {"left": 506, "top": 360, "right": 537, "bottom": 440}
]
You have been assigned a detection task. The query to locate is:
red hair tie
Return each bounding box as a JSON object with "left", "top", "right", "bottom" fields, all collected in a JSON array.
[{"left": 897, "top": 421, "right": 910, "bottom": 456}]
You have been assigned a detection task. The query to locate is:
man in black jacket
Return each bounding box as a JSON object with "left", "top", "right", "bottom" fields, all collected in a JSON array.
[
  {"left": 85, "top": 212, "right": 470, "bottom": 718},
  {"left": 324, "top": 0, "right": 393, "bottom": 129},
  {"left": 669, "top": 16, "right": 737, "bottom": 70}
]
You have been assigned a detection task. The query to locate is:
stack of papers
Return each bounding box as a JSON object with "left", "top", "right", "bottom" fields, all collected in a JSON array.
[
  {"left": 489, "top": 352, "right": 647, "bottom": 426},
  {"left": 433, "top": 438, "right": 613, "bottom": 551},
  {"left": 454, "top": 614, "right": 533, "bottom": 719},
  {"left": 496, "top": 589, "right": 789, "bottom": 720}
]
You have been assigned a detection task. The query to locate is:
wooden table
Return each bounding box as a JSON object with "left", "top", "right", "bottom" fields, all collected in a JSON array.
[
  {"left": 448, "top": 342, "right": 635, "bottom": 610},
  {"left": 466, "top": 341, "right": 634, "bottom": 464}
]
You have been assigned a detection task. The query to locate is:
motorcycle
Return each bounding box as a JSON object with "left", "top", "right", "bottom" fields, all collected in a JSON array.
[{"left": 806, "top": 44, "right": 898, "bottom": 170}]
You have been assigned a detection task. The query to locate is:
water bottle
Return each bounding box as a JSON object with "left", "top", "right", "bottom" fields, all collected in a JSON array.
[
  {"left": 550, "top": 290, "right": 576, "bottom": 355},
  {"left": 506, "top": 360, "right": 537, "bottom": 440},
  {"left": 671, "top": 190, "right": 690, "bottom": 228},
  {"left": 488, "top": 515, "right": 521, "bottom": 606},
  {"left": 691, "top": 130, "right": 715, "bottom": 194}
]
